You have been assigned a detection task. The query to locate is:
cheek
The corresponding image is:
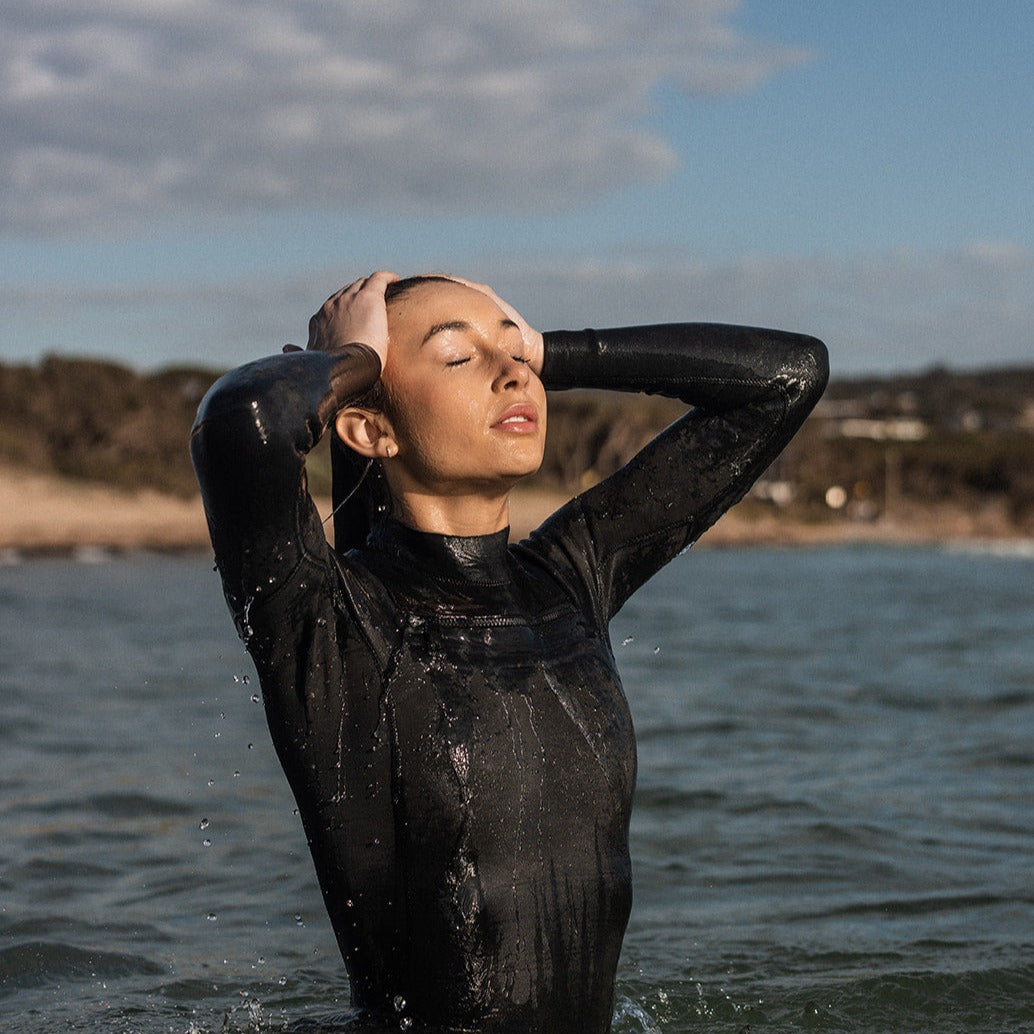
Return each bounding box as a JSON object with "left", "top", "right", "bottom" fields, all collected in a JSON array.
[{"left": 387, "top": 378, "right": 486, "bottom": 469}]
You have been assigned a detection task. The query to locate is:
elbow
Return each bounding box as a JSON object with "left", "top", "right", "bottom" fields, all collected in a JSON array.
[
  {"left": 190, "top": 358, "right": 299, "bottom": 456},
  {"left": 805, "top": 335, "right": 830, "bottom": 400},
  {"left": 191, "top": 364, "right": 260, "bottom": 433},
  {"left": 785, "top": 334, "right": 829, "bottom": 411}
]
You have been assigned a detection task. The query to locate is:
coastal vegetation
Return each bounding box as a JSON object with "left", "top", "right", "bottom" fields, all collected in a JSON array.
[{"left": 2, "top": 356, "right": 1032, "bottom": 536}]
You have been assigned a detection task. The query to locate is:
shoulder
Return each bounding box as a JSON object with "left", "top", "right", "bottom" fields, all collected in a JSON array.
[{"left": 512, "top": 496, "right": 607, "bottom": 625}]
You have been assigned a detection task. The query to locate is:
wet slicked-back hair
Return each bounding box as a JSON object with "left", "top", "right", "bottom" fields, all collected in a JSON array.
[
  {"left": 330, "top": 274, "right": 460, "bottom": 551},
  {"left": 384, "top": 274, "right": 459, "bottom": 303}
]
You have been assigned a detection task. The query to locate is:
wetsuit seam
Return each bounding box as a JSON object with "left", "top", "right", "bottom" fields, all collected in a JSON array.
[
  {"left": 433, "top": 605, "right": 570, "bottom": 628},
  {"left": 332, "top": 552, "right": 400, "bottom": 678},
  {"left": 232, "top": 514, "right": 331, "bottom": 623},
  {"left": 669, "top": 373, "right": 769, "bottom": 407}
]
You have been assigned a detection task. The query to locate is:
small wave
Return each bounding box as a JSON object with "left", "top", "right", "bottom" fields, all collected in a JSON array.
[
  {"left": 812, "top": 958, "right": 1034, "bottom": 1032},
  {"left": 21, "top": 790, "right": 193, "bottom": 821},
  {"left": 0, "top": 940, "right": 163, "bottom": 994},
  {"left": 71, "top": 545, "right": 114, "bottom": 564},
  {"left": 944, "top": 538, "right": 1034, "bottom": 560},
  {"left": 800, "top": 889, "right": 1007, "bottom": 921}
]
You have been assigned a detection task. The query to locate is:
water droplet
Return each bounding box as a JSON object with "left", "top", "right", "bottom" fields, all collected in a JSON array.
[
  {"left": 621, "top": 635, "right": 634, "bottom": 646},
  {"left": 199, "top": 817, "right": 210, "bottom": 830},
  {"left": 202, "top": 838, "right": 212, "bottom": 847},
  {"left": 241, "top": 674, "right": 250, "bottom": 685},
  {"left": 207, "top": 778, "right": 215, "bottom": 787},
  {"left": 295, "top": 913, "right": 304, "bottom": 926},
  {"left": 247, "top": 742, "right": 254, "bottom": 750},
  {"left": 207, "top": 912, "right": 217, "bottom": 922},
  {"left": 250, "top": 694, "right": 260, "bottom": 703},
  {"left": 233, "top": 769, "right": 241, "bottom": 778},
  {"left": 653, "top": 645, "right": 661, "bottom": 654},
  {"left": 399, "top": 1019, "right": 413, "bottom": 1030},
  {"left": 393, "top": 995, "right": 407, "bottom": 1013},
  {"left": 278, "top": 975, "right": 287, "bottom": 986}
]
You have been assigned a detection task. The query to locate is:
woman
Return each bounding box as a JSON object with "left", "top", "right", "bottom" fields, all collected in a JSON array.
[{"left": 191, "top": 272, "right": 828, "bottom": 1032}]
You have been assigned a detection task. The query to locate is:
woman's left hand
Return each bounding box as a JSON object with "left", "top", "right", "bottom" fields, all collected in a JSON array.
[{"left": 451, "top": 277, "right": 544, "bottom": 375}]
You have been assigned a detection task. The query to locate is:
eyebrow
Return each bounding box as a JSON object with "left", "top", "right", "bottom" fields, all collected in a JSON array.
[{"left": 421, "top": 317, "right": 519, "bottom": 346}]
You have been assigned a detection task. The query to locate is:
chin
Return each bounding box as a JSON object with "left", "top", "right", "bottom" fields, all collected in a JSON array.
[
  {"left": 501, "top": 451, "right": 545, "bottom": 482},
  {"left": 478, "top": 460, "right": 542, "bottom": 493}
]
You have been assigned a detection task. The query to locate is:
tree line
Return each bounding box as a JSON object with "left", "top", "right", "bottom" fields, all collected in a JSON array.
[{"left": 1, "top": 355, "right": 1031, "bottom": 533}]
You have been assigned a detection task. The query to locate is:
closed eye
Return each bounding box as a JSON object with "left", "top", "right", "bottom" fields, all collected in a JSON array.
[
  {"left": 445, "top": 357, "right": 471, "bottom": 367},
  {"left": 512, "top": 355, "right": 530, "bottom": 364}
]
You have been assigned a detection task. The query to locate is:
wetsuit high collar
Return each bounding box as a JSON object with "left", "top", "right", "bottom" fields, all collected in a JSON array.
[{"left": 364, "top": 518, "right": 512, "bottom": 588}]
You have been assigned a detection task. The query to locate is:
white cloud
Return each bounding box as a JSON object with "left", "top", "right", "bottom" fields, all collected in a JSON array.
[{"left": 0, "top": 0, "right": 809, "bottom": 236}]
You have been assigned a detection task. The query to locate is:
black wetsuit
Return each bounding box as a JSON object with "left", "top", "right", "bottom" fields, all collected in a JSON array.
[{"left": 191, "top": 323, "right": 828, "bottom": 1033}]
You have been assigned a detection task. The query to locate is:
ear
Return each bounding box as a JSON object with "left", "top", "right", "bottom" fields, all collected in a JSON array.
[{"left": 334, "top": 407, "right": 399, "bottom": 459}]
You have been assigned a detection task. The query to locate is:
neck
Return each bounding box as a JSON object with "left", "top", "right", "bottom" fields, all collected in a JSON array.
[{"left": 391, "top": 487, "right": 512, "bottom": 537}]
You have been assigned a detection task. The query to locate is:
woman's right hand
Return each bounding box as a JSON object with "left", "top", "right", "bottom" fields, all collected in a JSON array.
[{"left": 303, "top": 271, "right": 399, "bottom": 370}]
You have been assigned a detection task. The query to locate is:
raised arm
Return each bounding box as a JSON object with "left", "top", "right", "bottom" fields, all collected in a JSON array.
[
  {"left": 190, "top": 272, "right": 396, "bottom": 634},
  {"left": 529, "top": 323, "right": 829, "bottom": 618},
  {"left": 190, "top": 347, "right": 378, "bottom": 630}
]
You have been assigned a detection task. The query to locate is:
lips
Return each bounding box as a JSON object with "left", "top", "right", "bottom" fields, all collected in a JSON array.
[{"left": 491, "top": 402, "right": 539, "bottom": 434}]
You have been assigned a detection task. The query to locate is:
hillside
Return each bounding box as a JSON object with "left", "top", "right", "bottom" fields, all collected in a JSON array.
[{"left": 1, "top": 355, "right": 1032, "bottom": 545}]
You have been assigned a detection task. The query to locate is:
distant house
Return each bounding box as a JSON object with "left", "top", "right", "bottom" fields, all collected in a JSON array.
[{"left": 832, "top": 417, "right": 928, "bottom": 442}]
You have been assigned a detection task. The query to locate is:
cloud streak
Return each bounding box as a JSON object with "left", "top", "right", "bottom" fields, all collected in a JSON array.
[
  {"left": 1, "top": 0, "right": 809, "bottom": 235},
  {"left": 5, "top": 242, "right": 1029, "bottom": 374}
]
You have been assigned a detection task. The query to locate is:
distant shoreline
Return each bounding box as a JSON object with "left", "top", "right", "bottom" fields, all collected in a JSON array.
[{"left": 1, "top": 466, "right": 1029, "bottom": 559}]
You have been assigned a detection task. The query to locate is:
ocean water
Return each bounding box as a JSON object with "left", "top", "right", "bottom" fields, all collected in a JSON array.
[{"left": 1, "top": 543, "right": 1032, "bottom": 1033}]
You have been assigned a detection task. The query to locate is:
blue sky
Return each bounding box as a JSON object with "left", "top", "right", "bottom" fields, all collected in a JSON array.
[{"left": 1, "top": 1, "right": 1031, "bottom": 374}]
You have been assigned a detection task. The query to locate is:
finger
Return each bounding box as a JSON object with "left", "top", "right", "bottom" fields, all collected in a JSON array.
[
  {"left": 364, "top": 270, "right": 401, "bottom": 293},
  {"left": 449, "top": 275, "right": 488, "bottom": 294},
  {"left": 323, "top": 277, "right": 366, "bottom": 305}
]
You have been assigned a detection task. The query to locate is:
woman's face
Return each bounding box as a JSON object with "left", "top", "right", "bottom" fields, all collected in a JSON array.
[{"left": 378, "top": 280, "right": 547, "bottom": 495}]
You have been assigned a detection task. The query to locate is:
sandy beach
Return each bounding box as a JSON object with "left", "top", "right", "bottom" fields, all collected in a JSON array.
[{"left": 1, "top": 465, "right": 1026, "bottom": 557}]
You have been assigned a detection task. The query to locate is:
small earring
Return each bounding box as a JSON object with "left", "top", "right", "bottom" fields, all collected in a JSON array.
[{"left": 384, "top": 442, "right": 397, "bottom": 458}]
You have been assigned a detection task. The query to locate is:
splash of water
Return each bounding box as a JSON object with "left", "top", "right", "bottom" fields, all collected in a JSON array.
[{"left": 613, "top": 994, "right": 664, "bottom": 1033}]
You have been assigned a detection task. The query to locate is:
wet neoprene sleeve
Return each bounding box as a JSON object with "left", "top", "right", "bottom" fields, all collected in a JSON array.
[
  {"left": 535, "top": 324, "right": 828, "bottom": 616},
  {"left": 542, "top": 323, "right": 826, "bottom": 411},
  {"left": 190, "top": 345, "right": 380, "bottom": 623}
]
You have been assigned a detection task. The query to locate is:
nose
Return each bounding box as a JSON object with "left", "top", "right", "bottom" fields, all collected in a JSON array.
[{"left": 492, "top": 351, "right": 531, "bottom": 392}]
